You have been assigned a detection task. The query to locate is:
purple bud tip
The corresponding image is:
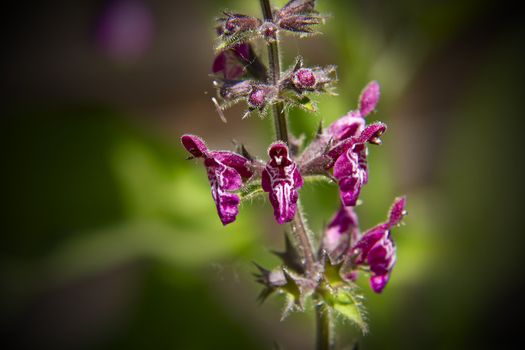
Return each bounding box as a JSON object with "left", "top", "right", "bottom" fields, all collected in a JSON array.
[
  {"left": 261, "top": 22, "right": 278, "bottom": 39},
  {"left": 357, "top": 122, "right": 387, "bottom": 144},
  {"left": 249, "top": 88, "right": 266, "bottom": 108},
  {"left": 370, "top": 274, "right": 389, "bottom": 293},
  {"left": 293, "top": 68, "right": 316, "bottom": 89},
  {"left": 359, "top": 81, "right": 380, "bottom": 117},
  {"left": 225, "top": 19, "right": 237, "bottom": 32},
  {"left": 388, "top": 196, "right": 407, "bottom": 227},
  {"left": 181, "top": 134, "right": 208, "bottom": 158}
]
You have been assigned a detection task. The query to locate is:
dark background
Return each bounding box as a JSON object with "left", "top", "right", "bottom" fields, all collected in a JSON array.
[{"left": 2, "top": 0, "right": 524, "bottom": 349}]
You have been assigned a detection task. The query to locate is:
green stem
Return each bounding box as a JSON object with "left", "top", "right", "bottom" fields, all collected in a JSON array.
[
  {"left": 316, "top": 304, "right": 335, "bottom": 350},
  {"left": 259, "top": 0, "right": 327, "bottom": 348},
  {"left": 259, "top": 0, "right": 316, "bottom": 276},
  {"left": 259, "top": 0, "right": 288, "bottom": 143},
  {"left": 291, "top": 204, "right": 316, "bottom": 276}
]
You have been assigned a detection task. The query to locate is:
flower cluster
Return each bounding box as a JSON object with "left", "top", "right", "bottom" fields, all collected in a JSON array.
[
  {"left": 211, "top": 1, "right": 333, "bottom": 120},
  {"left": 323, "top": 197, "right": 407, "bottom": 293},
  {"left": 180, "top": 0, "right": 407, "bottom": 336},
  {"left": 216, "top": 0, "right": 324, "bottom": 50},
  {"left": 182, "top": 82, "right": 405, "bottom": 291}
]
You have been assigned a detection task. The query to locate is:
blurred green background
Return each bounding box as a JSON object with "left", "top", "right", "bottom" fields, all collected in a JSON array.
[{"left": 1, "top": 0, "right": 524, "bottom": 349}]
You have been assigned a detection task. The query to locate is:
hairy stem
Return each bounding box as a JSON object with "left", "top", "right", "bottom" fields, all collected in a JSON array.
[
  {"left": 259, "top": 0, "right": 288, "bottom": 143},
  {"left": 291, "top": 204, "right": 316, "bottom": 276},
  {"left": 259, "top": 0, "right": 316, "bottom": 275},
  {"left": 259, "top": 0, "right": 326, "bottom": 347},
  {"left": 316, "top": 304, "right": 335, "bottom": 350}
]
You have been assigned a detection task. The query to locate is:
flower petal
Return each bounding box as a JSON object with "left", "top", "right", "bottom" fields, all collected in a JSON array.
[
  {"left": 358, "top": 81, "right": 380, "bottom": 117},
  {"left": 181, "top": 134, "right": 208, "bottom": 158},
  {"left": 356, "top": 122, "right": 387, "bottom": 145},
  {"left": 215, "top": 190, "right": 241, "bottom": 225},
  {"left": 333, "top": 149, "right": 365, "bottom": 206},
  {"left": 388, "top": 196, "right": 407, "bottom": 227},
  {"left": 328, "top": 110, "right": 365, "bottom": 141},
  {"left": 206, "top": 157, "right": 243, "bottom": 225},
  {"left": 269, "top": 181, "right": 299, "bottom": 224},
  {"left": 370, "top": 274, "right": 389, "bottom": 293},
  {"left": 323, "top": 206, "right": 359, "bottom": 261},
  {"left": 211, "top": 151, "right": 253, "bottom": 178}
]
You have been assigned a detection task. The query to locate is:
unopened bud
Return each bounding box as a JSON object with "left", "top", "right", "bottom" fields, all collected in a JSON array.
[
  {"left": 218, "top": 13, "right": 262, "bottom": 36},
  {"left": 248, "top": 85, "right": 277, "bottom": 109},
  {"left": 260, "top": 21, "right": 278, "bottom": 41},
  {"left": 249, "top": 88, "right": 266, "bottom": 108},
  {"left": 293, "top": 68, "right": 317, "bottom": 89}
]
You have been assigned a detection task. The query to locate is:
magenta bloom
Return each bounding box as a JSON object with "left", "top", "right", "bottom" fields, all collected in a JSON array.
[
  {"left": 351, "top": 196, "right": 407, "bottom": 293},
  {"left": 324, "top": 81, "right": 384, "bottom": 206},
  {"left": 262, "top": 142, "right": 304, "bottom": 224},
  {"left": 329, "top": 123, "right": 386, "bottom": 206},
  {"left": 181, "top": 134, "right": 253, "bottom": 225},
  {"left": 212, "top": 43, "right": 251, "bottom": 80},
  {"left": 323, "top": 206, "right": 360, "bottom": 263},
  {"left": 328, "top": 81, "right": 380, "bottom": 142}
]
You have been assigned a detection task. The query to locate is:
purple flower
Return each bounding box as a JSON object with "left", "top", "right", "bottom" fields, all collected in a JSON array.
[
  {"left": 328, "top": 81, "right": 380, "bottom": 142},
  {"left": 351, "top": 196, "right": 407, "bottom": 293},
  {"left": 328, "top": 123, "right": 386, "bottom": 206},
  {"left": 323, "top": 206, "right": 360, "bottom": 263},
  {"left": 324, "top": 81, "right": 384, "bottom": 206},
  {"left": 181, "top": 134, "right": 253, "bottom": 225},
  {"left": 212, "top": 43, "right": 251, "bottom": 80},
  {"left": 262, "top": 142, "right": 304, "bottom": 224}
]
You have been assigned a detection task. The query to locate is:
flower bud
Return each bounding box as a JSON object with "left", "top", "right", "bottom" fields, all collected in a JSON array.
[
  {"left": 293, "top": 68, "right": 317, "bottom": 89},
  {"left": 276, "top": 0, "right": 323, "bottom": 34},
  {"left": 247, "top": 85, "right": 278, "bottom": 109},
  {"left": 260, "top": 21, "right": 278, "bottom": 41},
  {"left": 248, "top": 88, "right": 266, "bottom": 108},
  {"left": 218, "top": 13, "right": 262, "bottom": 36}
]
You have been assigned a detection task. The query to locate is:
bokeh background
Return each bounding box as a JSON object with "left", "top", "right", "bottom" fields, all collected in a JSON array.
[{"left": 2, "top": 0, "right": 524, "bottom": 349}]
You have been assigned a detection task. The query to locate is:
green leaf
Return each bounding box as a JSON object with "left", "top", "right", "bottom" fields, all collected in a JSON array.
[
  {"left": 297, "top": 96, "right": 318, "bottom": 112},
  {"left": 326, "top": 288, "right": 368, "bottom": 333}
]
